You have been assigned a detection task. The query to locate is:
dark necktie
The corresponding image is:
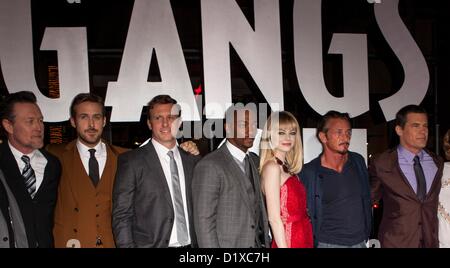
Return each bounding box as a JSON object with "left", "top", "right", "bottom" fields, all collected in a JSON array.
[
  {"left": 167, "top": 150, "right": 189, "bottom": 245},
  {"left": 413, "top": 155, "right": 427, "bottom": 201},
  {"left": 88, "top": 149, "right": 100, "bottom": 187},
  {"left": 21, "top": 155, "right": 36, "bottom": 198},
  {"left": 244, "top": 154, "right": 255, "bottom": 191}
]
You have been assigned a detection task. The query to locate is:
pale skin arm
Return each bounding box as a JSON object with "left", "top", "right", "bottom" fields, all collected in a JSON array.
[{"left": 261, "top": 161, "right": 288, "bottom": 248}]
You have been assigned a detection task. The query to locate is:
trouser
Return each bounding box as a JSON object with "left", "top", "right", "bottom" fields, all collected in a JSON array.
[{"left": 317, "top": 241, "right": 367, "bottom": 248}]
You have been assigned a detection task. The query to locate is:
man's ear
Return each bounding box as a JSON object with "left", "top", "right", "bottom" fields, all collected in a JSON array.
[
  {"left": 224, "top": 122, "right": 231, "bottom": 138},
  {"left": 1, "top": 119, "right": 13, "bottom": 135},
  {"left": 318, "top": 132, "right": 327, "bottom": 144},
  {"left": 395, "top": 125, "right": 403, "bottom": 137},
  {"left": 103, "top": 116, "right": 106, "bottom": 128},
  {"left": 175, "top": 117, "right": 182, "bottom": 129},
  {"left": 147, "top": 118, "right": 152, "bottom": 131},
  {"left": 70, "top": 117, "right": 76, "bottom": 128}
]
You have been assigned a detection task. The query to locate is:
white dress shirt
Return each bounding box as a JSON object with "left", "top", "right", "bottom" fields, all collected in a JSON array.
[
  {"left": 151, "top": 139, "right": 191, "bottom": 247},
  {"left": 226, "top": 141, "right": 248, "bottom": 173},
  {"left": 76, "top": 140, "right": 107, "bottom": 179},
  {"left": 8, "top": 142, "right": 47, "bottom": 193}
]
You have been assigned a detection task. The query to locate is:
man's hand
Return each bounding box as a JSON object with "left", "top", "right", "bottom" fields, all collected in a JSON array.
[{"left": 180, "top": 140, "right": 200, "bottom": 156}]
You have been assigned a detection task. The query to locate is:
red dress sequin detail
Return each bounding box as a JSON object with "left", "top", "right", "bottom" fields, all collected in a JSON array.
[{"left": 272, "top": 175, "right": 313, "bottom": 248}]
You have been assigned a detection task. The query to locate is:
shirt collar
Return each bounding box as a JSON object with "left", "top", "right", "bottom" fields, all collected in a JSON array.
[
  {"left": 8, "top": 141, "right": 36, "bottom": 159},
  {"left": 397, "top": 145, "right": 424, "bottom": 163},
  {"left": 76, "top": 139, "right": 105, "bottom": 157},
  {"left": 151, "top": 138, "right": 178, "bottom": 157},
  {"left": 226, "top": 141, "right": 248, "bottom": 162}
]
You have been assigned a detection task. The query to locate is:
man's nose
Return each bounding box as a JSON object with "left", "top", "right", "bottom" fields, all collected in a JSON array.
[
  {"left": 88, "top": 117, "right": 95, "bottom": 127},
  {"left": 162, "top": 117, "right": 169, "bottom": 126}
]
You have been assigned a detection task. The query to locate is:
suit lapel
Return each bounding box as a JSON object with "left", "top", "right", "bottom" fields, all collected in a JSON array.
[
  {"left": 0, "top": 144, "right": 31, "bottom": 201},
  {"left": 35, "top": 149, "right": 54, "bottom": 199},
  {"left": 220, "top": 146, "right": 253, "bottom": 213},
  {"left": 142, "top": 142, "right": 174, "bottom": 209},
  {"left": 179, "top": 150, "right": 193, "bottom": 210},
  {"left": 390, "top": 150, "right": 418, "bottom": 199},
  {"left": 391, "top": 149, "right": 443, "bottom": 201},
  {"left": 101, "top": 143, "right": 117, "bottom": 193},
  {"left": 62, "top": 141, "right": 93, "bottom": 201},
  {"left": 425, "top": 149, "right": 443, "bottom": 199}
]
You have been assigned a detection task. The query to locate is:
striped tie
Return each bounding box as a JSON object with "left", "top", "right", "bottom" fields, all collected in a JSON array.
[{"left": 21, "top": 155, "right": 36, "bottom": 198}]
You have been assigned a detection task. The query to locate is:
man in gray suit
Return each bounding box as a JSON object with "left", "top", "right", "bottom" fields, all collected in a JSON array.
[
  {"left": 0, "top": 168, "right": 28, "bottom": 248},
  {"left": 192, "top": 105, "right": 270, "bottom": 248},
  {"left": 112, "top": 95, "right": 200, "bottom": 248}
]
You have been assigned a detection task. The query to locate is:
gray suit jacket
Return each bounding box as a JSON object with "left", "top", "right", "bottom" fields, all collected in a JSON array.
[
  {"left": 192, "top": 145, "right": 270, "bottom": 248},
  {"left": 0, "top": 169, "right": 28, "bottom": 248},
  {"left": 112, "top": 141, "right": 199, "bottom": 248}
]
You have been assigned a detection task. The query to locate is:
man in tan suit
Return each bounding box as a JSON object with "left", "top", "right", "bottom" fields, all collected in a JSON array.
[{"left": 47, "top": 93, "right": 128, "bottom": 248}]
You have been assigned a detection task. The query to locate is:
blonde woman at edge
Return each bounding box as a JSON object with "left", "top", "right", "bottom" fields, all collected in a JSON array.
[
  {"left": 439, "top": 129, "right": 450, "bottom": 248},
  {"left": 259, "top": 111, "right": 313, "bottom": 248}
]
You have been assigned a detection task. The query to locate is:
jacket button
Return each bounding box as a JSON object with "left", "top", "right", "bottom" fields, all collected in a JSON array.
[
  {"left": 73, "top": 228, "right": 77, "bottom": 233},
  {"left": 251, "top": 225, "right": 255, "bottom": 229},
  {"left": 418, "top": 222, "right": 422, "bottom": 226},
  {"left": 3, "top": 237, "right": 8, "bottom": 242},
  {"left": 96, "top": 204, "right": 99, "bottom": 207},
  {"left": 96, "top": 214, "right": 99, "bottom": 217},
  {"left": 74, "top": 208, "right": 79, "bottom": 212}
]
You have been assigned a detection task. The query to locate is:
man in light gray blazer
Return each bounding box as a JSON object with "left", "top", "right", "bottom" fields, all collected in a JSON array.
[
  {"left": 112, "top": 95, "right": 200, "bottom": 248},
  {"left": 192, "top": 105, "right": 270, "bottom": 248},
  {"left": 0, "top": 168, "right": 28, "bottom": 248}
]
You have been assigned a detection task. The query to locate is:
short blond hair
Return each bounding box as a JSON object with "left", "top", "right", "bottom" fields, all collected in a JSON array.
[
  {"left": 259, "top": 111, "right": 303, "bottom": 174},
  {"left": 444, "top": 129, "right": 450, "bottom": 161}
]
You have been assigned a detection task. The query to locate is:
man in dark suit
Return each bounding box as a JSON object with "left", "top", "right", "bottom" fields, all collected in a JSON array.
[
  {"left": 0, "top": 91, "right": 61, "bottom": 248},
  {"left": 1, "top": 168, "right": 28, "bottom": 248},
  {"left": 192, "top": 105, "right": 270, "bottom": 248},
  {"left": 370, "top": 105, "right": 443, "bottom": 248},
  {"left": 112, "top": 95, "right": 199, "bottom": 248}
]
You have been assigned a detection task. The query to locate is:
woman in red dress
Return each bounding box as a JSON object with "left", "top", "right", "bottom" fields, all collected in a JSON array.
[{"left": 259, "top": 111, "right": 313, "bottom": 248}]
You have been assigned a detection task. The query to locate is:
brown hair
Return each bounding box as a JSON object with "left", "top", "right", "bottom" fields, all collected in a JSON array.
[
  {"left": 147, "top": 95, "right": 180, "bottom": 119},
  {"left": 70, "top": 93, "right": 105, "bottom": 118},
  {"left": 316, "top": 110, "right": 351, "bottom": 140},
  {"left": 0, "top": 91, "right": 37, "bottom": 122},
  {"left": 395, "top": 105, "right": 427, "bottom": 128}
]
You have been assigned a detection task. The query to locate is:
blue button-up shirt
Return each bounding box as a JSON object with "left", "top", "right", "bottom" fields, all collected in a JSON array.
[{"left": 397, "top": 145, "right": 438, "bottom": 194}]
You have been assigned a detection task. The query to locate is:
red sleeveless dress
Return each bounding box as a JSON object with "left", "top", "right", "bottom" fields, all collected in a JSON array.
[{"left": 271, "top": 175, "right": 313, "bottom": 248}]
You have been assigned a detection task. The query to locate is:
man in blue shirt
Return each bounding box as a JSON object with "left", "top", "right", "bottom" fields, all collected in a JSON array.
[{"left": 300, "top": 111, "right": 372, "bottom": 248}]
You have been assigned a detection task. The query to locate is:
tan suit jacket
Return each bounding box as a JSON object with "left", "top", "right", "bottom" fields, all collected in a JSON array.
[
  {"left": 47, "top": 140, "right": 128, "bottom": 248},
  {"left": 370, "top": 148, "right": 443, "bottom": 248}
]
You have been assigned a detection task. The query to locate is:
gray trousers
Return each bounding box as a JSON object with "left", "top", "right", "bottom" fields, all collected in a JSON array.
[{"left": 317, "top": 241, "right": 367, "bottom": 248}]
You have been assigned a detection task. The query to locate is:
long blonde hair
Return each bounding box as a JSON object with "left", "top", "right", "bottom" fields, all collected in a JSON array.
[{"left": 259, "top": 111, "right": 303, "bottom": 174}]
